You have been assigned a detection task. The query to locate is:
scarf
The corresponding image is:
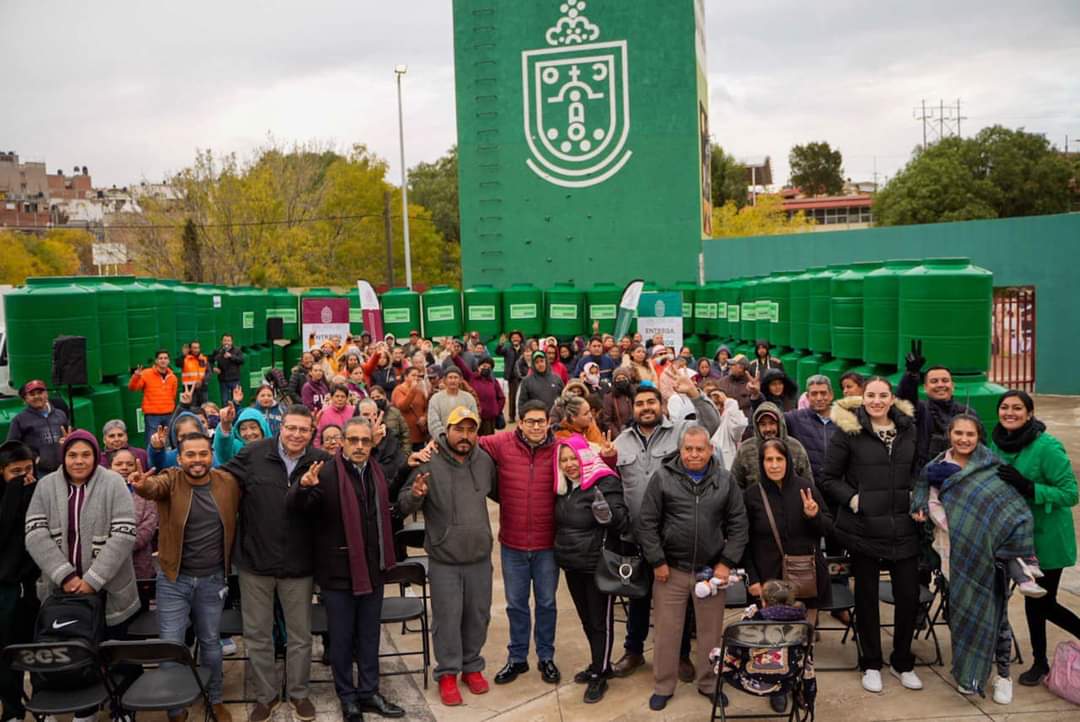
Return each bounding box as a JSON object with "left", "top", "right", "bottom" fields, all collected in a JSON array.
[
  {"left": 990, "top": 417, "right": 1046, "bottom": 454},
  {"left": 334, "top": 451, "right": 398, "bottom": 595},
  {"left": 554, "top": 434, "right": 616, "bottom": 495}
]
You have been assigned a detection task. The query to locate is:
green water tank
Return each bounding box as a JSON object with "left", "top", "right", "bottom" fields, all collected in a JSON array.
[
  {"left": 831, "top": 262, "right": 879, "bottom": 361},
  {"left": 721, "top": 279, "right": 744, "bottom": 340},
  {"left": 796, "top": 353, "right": 829, "bottom": 391},
  {"left": 211, "top": 286, "right": 240, "bottom": 347},
  {"left": 267, "top": 288, "right": 300, "bottom": 341},
  {"left": 545, "top": 283, "right": 585, "bottom": 339},
  {"left": 502, "top": 283, "right": 544, "bottom": 338},
  {"left": 110, "top": 276, "right": 159, "bottom": 368},
  {"left": 464, "top": 285, "right": 502, "bottom": 340},
  {"left": 739, "top": 278, "right": 760, "bottom": 343},
  {"left": 755, "top": 275, "right": 775, "bottom": 345},
  {"left": 819, "top": 357, "right": 859, "bottom": 393},
  {"left": 769, "top": 272, "right": 794, "bottom": 349},
  {"left": 779, "top": 349, "right": 810, "bottom": 372},
  {"left": 282, "top": 342, "right": 302, "bottom": 374},
  {"left": 380, "top": 287, "right": 422, "bottom": 340},
  {"left": 671, "top": 282, "right": 698, "bottom": 337},
  {"left": 143, "top": 279, "right": 177, "bottom": 355},
  {"left": 79, "top": 278, "right": 130, "bottom": 377},
  {"left": 345, "top": 288, "right": 364, "bottom": 338},
  {"left": 163, "top": 281, "right": 198, "bottom": 349},
  {"left": 952, "top": 373, "right": 1009, "bottom": 431},
  {"left": 847, "top": 363, "right": 895, "bottom": 393},
  {"left": 682, "top": 335, "right": 705, "bottom": 359},
  {"left": 696, "top": 282, "right": 722, "bottom": 338},
  {"left": 247, "top": 346, "right": 269, "bottom": 392},
  {"left": 193, "top": 285, "right": 220, "bottom": 351},
  {"left": 6, "top": 279, "right": 103, "bottom": 386},
  {"left": 81, "top": 384, "right": 124, "bottom": 440},
  {"left": 0, "top": 397, "right": 26, "bottom": 442},
  {"left": 808, "top": 267, "right": 838, "bottom": 354},
  {"left": 789, "top": 267, "right": 818, "bottom": 352},
  {"left": 899, "top": 258, "right": 993, "bottom": 374},
  {"left": 67, "top": 395, "right": 95, "bottom": 440},
  {"left": 423, "top": 286, "right": 464, "bottom": 339},
  {"left": 863, "top": 260, "right": 920, "bottom": 365},
  {"left": 586, "top": 283, "right": 621, "bottom": 337},
  {"left": 116, "top": 379, "right": 146, "bottom": 448},
  {"left": 242, "top": 287, "right": 268, "bottom": 346}
]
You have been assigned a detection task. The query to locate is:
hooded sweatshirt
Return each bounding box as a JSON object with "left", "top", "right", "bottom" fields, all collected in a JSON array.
[
  {"left": 397, "top": 434, "right": 498, "bottom": 564},
  {"left": 730, "top": 402, "right": 813, "bottom": 489},
  {"left": 517, "top": 351, "right": 565, "bottom": 411},
  {"left": 214, "top": 406, "right": 272, "bottom": 465},
  {"left": 24, "top": 431, "right": 139, "bottom": 626},
  {"left": 6, "top": 402, "right": 69, "bottom": 475},
  {"left": 751, "top": 368, "right": 799, "bottom": 413}
]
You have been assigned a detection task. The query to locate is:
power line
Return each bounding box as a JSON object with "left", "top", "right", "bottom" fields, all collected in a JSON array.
[
  {"left": 913, "top": 98, "right": 966, "bottom": 150},
  {"left": 3, "top": 213, "right": 437, "bottom": 232}
]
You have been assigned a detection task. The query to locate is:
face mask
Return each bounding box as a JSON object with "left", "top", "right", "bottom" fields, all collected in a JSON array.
[
  {"left": 614, "top": 380, "right": 630, "bottom": 393},
  {"left": 480, "top": 367, "right": 492, "bottom": 378},
  {"left": 374, "top": 398, "right": 388, "bottom": 412},
  {"left": 392, "top": 360, "right": 402, "bottom": 368},
  {"left": 207, "top": 415, "right": 220, "bottom": 429}
]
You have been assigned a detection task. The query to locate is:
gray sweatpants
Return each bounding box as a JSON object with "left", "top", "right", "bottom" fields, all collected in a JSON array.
[
  {"left": 237, "top": 571, "right": 314, "bottom": 704},
  {"left": 429, "top": 558, "right": 493, "bottom": 679}
]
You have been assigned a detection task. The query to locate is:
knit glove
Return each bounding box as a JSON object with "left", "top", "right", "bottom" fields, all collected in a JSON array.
[
  {"left": 999, "top": 464, "right": 1035, "bottom": 498},
  {"left": 905, "top": 339, "right": 925, "bottom": 375},
  {"left": 591, "top": 488, "right": 613, "bottom": 525},
  {"left": 926, "top": 461, "right": 961, "bottom": 489}
]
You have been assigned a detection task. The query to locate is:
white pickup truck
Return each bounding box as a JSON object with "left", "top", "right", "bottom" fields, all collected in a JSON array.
[{"left": 0, "top": 287, "right": 20, "bottom": 397}]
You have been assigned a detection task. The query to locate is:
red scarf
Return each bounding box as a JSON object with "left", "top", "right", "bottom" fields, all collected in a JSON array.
[{"left": 334, "top": 451, "right": 398, "bottom": 595}]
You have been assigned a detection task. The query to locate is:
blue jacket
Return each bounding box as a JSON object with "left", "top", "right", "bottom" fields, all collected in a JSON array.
[
  {"left": 784, "top": 408, "right": 838, "bottom": 485},
  {"left": 214, "top": 407, "right": 273, "bottom": 466},
  {"left": 573, "top": 353, "right": 617, "bottom": 381},
  {"left": 148, "top": 411, "right": 217, "bottom": 470}
]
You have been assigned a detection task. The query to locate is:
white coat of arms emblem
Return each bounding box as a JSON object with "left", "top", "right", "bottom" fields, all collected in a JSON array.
[{"left": 522, "top": 0, "right": 632, "bottom": 188}]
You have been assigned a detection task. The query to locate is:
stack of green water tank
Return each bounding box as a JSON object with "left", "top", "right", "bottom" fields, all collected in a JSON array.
[
  {"left": 586, "top": 283, "right": 620, "bottom": 336},
  {"left": 464, "top": 285, "right": 502, "bottom": 341},
  {"left": 502, "top": 283, "right": 544, "bottom": 338},
  {"left": 545, "top": 283, "right": 584, "bottom": 339},
  {"left": 423, "top": 285, "right": 464, "bottom": 339},
  {"left": 381, "top": 287, "right": 421, "bottom": 339},
  {"left": 6, "top": 278, "right": 104, "bottom": 386}
]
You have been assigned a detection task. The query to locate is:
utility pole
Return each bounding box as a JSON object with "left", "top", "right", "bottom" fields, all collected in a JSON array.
[
  {"left": 395, "top": 65, "right": 413, "bottom": 290},
  {"left": 383, "top": 190, "right": 394, "bottom": 288}
]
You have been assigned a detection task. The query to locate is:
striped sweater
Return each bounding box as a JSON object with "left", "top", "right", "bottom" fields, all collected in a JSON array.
[{"left": 25, "top": 466, "right": 140, "bottom": 626}]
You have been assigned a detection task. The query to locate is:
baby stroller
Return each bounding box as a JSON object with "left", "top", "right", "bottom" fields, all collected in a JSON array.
[{"left": 709, "top": 619, "right": 816, "bottom": 721}]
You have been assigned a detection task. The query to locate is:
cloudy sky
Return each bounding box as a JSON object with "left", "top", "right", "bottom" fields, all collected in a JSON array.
[{"left": 4, "top": 1, "right": 1078, "bottom": 189}]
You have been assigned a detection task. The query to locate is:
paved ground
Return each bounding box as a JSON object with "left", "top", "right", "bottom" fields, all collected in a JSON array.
[{"left": 125, "top": 396, "right": 1080, "bottom": 721}]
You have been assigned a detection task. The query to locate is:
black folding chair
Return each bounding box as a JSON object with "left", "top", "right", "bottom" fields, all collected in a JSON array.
[
  {"left": 710, "top": 620, "right": 815, "bottom": 722},
  {"left": 379, "top": 561, "right": 431, "bottom": 688},
  {"left": 879, "top": 576, "right": 943, "bottom": 667},
  {"left": 1, "top": 641, "right": 113, "bottom": 722},
  {"left": 394, "top": 525, "right": 428, "bottom": 633},
  {"left": 99, "top": 639, "right": 218, "bottom": 722},
  {"left": 815, "top": 555, "right": 860, "bottom": 672}
]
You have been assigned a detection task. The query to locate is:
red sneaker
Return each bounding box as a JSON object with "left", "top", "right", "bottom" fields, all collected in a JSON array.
[
  {"left": 462, "top": 671, "right": 490, "bottom": 694},
  {"left": 439, "top": 674, "right": 463, "bottom": 706}
]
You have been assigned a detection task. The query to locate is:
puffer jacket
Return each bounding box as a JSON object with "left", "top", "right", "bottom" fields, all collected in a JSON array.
[
  {"left": 821, "top": 396, "right": 920, "bottom": 560},
  {"left": 478, "top": 428, "right": 557, "bottom": 551},
  {"left": 553, "top": 455, "right": 627, "bottom": 573},
  {"left": 398, "top": 435, "right": 498, "bottom": 564},
  {"left": 221, "top": 436, "right": 332, "bottom": 577},
  {"left": 636, "top": 454, "right": 748, "bottom": 574},
  {"left": 897, "top": 371, "right": 974, "bottom": 472},
  {"left": 784, "top": 407, "right": 839, "bottom": 484},
  {"left": 730, "top": 402, "right": 813, "bottom": 489},
  {"left": 128, "top": 367, "right": 179, "bottom": 415}
]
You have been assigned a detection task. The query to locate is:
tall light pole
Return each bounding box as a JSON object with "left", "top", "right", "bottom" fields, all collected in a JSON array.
[{"left": 395, "top": 64, "right": 413, "bottom": 289}]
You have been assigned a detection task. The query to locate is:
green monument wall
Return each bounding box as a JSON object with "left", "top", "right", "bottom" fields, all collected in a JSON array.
[{"left": 453, "top": 0, "right": 710, "bottom": 288}]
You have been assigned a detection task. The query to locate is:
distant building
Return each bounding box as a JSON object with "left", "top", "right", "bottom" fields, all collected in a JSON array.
[
  {"left": 0, "top": 151, "right": 51, "bottom": 228},
  {"left": 778, "top": 186, "right": 875, "bottom": 231}
]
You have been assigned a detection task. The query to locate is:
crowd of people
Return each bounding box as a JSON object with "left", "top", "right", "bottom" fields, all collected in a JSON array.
[{"left": 1, "top": 326, "right": 1078, "bottom": 721}]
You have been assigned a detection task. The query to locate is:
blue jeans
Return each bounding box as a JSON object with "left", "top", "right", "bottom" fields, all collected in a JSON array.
[
  {"left": 157, "top": 571, "right": 227, "bottom": 710},
  {"left": 219, "top": 380, "right": 241, "bottom": 405},
  {"left": 144, "top": 413, "right": 174, "bottom": 439},
  {"left": 501, "top": 547, "right": 559, "bottom": 663}
]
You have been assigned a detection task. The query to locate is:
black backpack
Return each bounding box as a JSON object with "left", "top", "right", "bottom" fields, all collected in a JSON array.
[{"left": 32, "top": 592, "right": 107, "bottom": 688}]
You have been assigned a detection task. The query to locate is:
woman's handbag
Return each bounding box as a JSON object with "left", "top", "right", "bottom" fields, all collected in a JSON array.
[
  {"left": 594, "top": 534, "right": 649, "bottom": 599},
  {"left": 759, "top": 485, "right": 818, "bottom": 599}
]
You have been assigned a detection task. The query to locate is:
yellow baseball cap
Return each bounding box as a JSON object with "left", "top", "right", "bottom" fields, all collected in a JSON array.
[{"left": 446, "top": 406, "right": 480, "bottom": 427}]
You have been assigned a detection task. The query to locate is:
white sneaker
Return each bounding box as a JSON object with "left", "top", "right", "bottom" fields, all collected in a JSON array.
[
  {"left": 73, "top": 714, "right": 97, "bottom": 722},
  {"left": 957, "top": 684, "right": 976, "bottom": 695},
  {"left": 890, "top": 666, "right": 924, "bottom": 690},
  {"left": 862, "top": 669, "right": 883, "bottom": 693},
  {"left": 993, "top": 676, "right": 1013, "bottom": 705},
  {"left": 1018, "top": 580, "right": 1048, "bottom": 598},
  {"left": 221, "top": 637, "right": 238, "bottom": 656}
]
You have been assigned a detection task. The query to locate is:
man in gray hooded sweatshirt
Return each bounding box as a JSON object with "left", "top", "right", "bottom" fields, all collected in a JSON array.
[{"left": 398, "top": 406, "right": 499, "bottom": 706}]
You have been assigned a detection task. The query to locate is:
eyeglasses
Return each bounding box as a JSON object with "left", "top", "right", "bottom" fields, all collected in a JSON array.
[
  {"left": 520, "top": 418, "right": 548, "bottom": 428},
  {"left": 282, "top": 425, "right": 313, "bottom": 435},
  {"left": 345, "top": 436, "right": 374, "bottom": 446}
]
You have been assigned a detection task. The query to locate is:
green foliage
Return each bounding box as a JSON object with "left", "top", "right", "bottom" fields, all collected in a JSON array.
[
  {"left": 789, "top": 141, "right": 845, "bottom": 196},
  {"left": 710, "top": 145, "right": 747, "bottom": 209},
  {"left": 0, "top": 229, "right": 87, "bottom": 283},
  {"left": 123, "top": 141, "right": 461, "bottom": 288},
  {"left": 408, "top": 146, "right": 460, "bottom": 245},
  {"left": 874, "top": 126, "right": 1073, "bottom": 226}
]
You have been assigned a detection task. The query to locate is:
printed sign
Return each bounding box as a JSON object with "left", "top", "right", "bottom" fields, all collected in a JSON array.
[
  {"left": 728, "top": 304, "right": 740, "bottom": 323},
  {"left": 522, "top": 1, "right": 632, "bottom": 188},
  {"left": 242, "top": 312, "right": 254, "bottom": 330},
  {"left": 589, "top": 304, "right": 617, "bottom": 320},
  {"left": 694, "top": 302, "right": 717, "bottom": 320},
  {"left": 636, "top": 292, "right": 683, "bottom": 350},
  {"left": 426, "top": 305, "right": 456, "bottom": 322},
  {"left": 510, "top": 303, "right": 538, "bottom": 320},
  {"left": 267, "top": 307, "right": 298, "bottom": 324},
  {"left": 301, "top": 298, "right": 350, "bottom": 350},
  {"left": 549, "top": 303, "right": 579, "bottom": 320},
  {"left": 212, "top": 295, "right": 222, "bottom": 309},
  {"left": 718, "top": 301, "right": 728, "bottom": 319},
  {"left": 468, "top": 305, "right": 497, "bottom": 321},
  {"left": 384, "top": 308, "right": 412, "bottom": 324}
]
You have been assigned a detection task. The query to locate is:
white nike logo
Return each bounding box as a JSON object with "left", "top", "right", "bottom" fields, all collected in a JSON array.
[{"left": 51, "top": 620, "right": 78, "bottom": 630}]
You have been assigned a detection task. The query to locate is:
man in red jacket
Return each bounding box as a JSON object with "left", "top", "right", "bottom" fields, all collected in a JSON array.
[{"left": 478, "top": 399, "right": 561, "bottom": 686}]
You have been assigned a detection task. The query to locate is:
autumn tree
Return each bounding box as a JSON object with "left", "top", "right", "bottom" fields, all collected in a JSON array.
[
  {"left": 0, "top": 229, "right": 87, "bottom": 283},
  {"left": 789, "top": 141, "right": 844, "bottom": 196},
  {"left": 711, "top": 194, "right": 814, "bottom": 238},
  {"left": 408, "top": 145, "right": 460, "bottom": 245}
]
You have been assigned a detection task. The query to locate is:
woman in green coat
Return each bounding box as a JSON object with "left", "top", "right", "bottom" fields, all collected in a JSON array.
[{"left": 989, "top": 390, "right": 1080, "bottom": 686}]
